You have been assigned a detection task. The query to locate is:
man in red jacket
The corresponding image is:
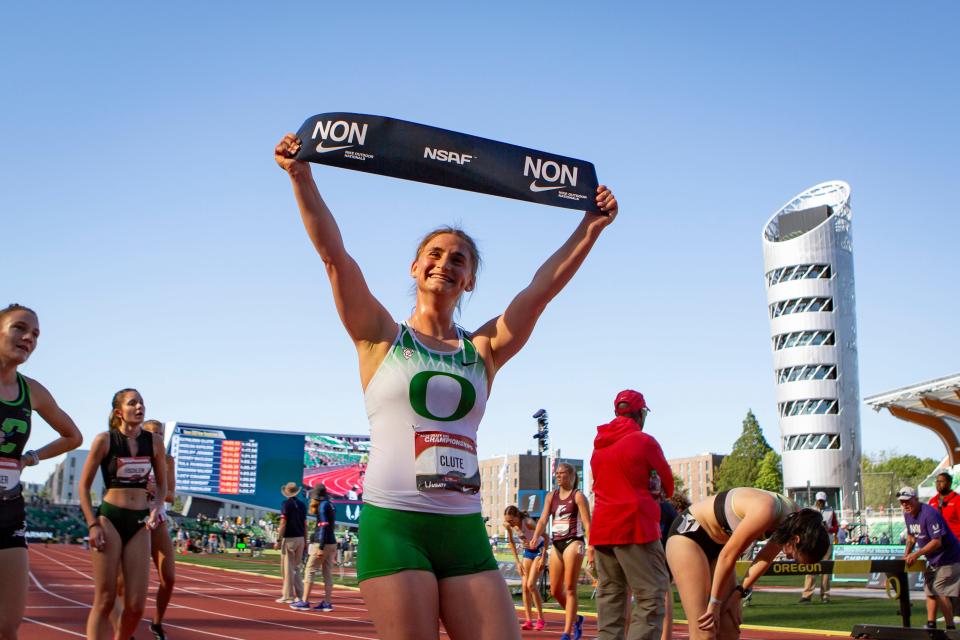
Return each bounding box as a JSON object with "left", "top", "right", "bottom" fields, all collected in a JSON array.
[
  {"left": 930, "top": 472, "right": 960, "bottom": 617},
  {"left": 589, "top": 390, "right": 674, "bottom": 640}
]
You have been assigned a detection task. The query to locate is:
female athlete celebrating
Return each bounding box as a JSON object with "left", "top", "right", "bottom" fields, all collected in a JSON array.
[
  {"left": 79, "top": 389, "right": 166, "bottom": 640},
  {"left": 665, "top": 488, "right": 830, "bottom": 640},
  {"left": 0, "top": 304, "right": 83, "bottom": 639},
  {"left": 530, "top": 463, "right": 591, "bottom": 640},
  {"left": 275, "top": 133, "right": 617, "bottom": 640},
  {"left": 504, "top": 505, "right": 548, "bottom": 631}
]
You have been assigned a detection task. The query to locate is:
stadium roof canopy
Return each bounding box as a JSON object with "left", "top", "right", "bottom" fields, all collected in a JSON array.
[{"left": 865, "top": 373, "right": 960, "bottom": 465}]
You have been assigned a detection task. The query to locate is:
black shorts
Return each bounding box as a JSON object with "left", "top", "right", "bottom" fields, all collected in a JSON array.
[
  {"left": 0, "top": 495, "right": 27, "bottom": 550},
  {"left": 98, "top": 501, "right": 149, "bottom": 546},
  {"left": 553, "top": 536, "right": 584, "bottom": 555},
  {"left": 666, "top": 510, "right": 725, "bottom": 561}
]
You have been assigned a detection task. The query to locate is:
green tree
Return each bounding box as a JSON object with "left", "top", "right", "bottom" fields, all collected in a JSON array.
[
  {"left": 715, "top": 410, "right": 774, "bottom": 491},
  {"left": 673, "top": 472, "right": 685, "bottom": 496},
  {"left": 862, "top": 451, "right": 939, "bottom": 509},
  {"left": 754, "top": 450, "right": 783, "bottom": 493}
]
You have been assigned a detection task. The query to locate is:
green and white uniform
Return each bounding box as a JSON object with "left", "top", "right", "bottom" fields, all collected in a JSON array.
[
  {"left": 362, "top": 322, "right": 486, "bottom": 515},
  {"left": 358, "top": 322, "right": 497, "bottom": 582}
]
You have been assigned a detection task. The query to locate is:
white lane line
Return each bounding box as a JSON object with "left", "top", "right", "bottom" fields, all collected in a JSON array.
[
  {"left": 22, "top": 616, "right": 85, "bottom": 638},
  {"left": 31, "top": 549, "right": 378, "bottom": 640},
  {"left": 173, "top": 564, "right": 372, "bottom": 614},
  {"left": 27, "top": 560, "right": 245, "bottom": 640}
]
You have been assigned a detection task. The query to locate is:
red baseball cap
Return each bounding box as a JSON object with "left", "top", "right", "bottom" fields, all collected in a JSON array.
[{"left": 614, "top": 390, "right": 649, "bottom": 415}]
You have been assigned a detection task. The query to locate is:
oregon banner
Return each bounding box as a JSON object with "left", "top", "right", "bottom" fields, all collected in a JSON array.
[{"left": 295, "top": 113, "right": 601, "bottom": 213}]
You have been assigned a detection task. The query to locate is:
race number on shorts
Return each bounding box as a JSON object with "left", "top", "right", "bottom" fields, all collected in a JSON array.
[
  {"left": 0, "top": 458, "right": 20, "bottom": 489},
  {"left": 117, "top": 456, "right": 152, "bottom": 482},
  {"left": 414, "top": 431, "right": 481, "bottom": 494}
]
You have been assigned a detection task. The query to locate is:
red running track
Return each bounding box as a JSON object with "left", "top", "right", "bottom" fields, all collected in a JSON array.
[
  {"left": 303, "top": 464, "right": 363, "bottom": 496},
  {"left": 24, "top": 544, "right": 843, "bottom": 639}
]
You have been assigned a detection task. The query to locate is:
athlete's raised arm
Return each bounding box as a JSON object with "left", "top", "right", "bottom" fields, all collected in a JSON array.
[
  {"left": 474, "top": 185, "right": 617, "bottom": 376},
  {"left": 275, "top": 134, "right": 395, "bottom": 348}
]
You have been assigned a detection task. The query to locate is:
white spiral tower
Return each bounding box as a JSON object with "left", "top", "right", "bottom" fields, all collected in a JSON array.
[{"left": 762, "top": 181, "right": 862, "bottom": 513}]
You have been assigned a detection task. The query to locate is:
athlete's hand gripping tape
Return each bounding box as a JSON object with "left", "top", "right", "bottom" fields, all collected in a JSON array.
[{"left": 295, "top": 112, "right": 602, "bottom": 213}]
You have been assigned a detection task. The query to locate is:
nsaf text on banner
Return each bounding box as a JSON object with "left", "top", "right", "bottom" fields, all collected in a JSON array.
[{"left": 295, "top": 113, "right": 601, "bottom": 213}]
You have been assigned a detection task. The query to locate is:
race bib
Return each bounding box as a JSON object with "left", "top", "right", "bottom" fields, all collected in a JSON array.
[
  {"left": 117, "top": 456, "right": 152, "bottom": 482},
  {"left": 552, "top": 517, "right": 573, "bottom": 536},
  {"left": 414, "top": 431, "right": 480, "bottom": 494},
  {"left": 0, "top": 458, "right": 20, "bottom": 489}
]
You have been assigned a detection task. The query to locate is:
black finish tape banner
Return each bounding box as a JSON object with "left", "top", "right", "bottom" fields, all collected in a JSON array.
[{"left": 295, "top": 113, "right": 600, "bottom": 213}]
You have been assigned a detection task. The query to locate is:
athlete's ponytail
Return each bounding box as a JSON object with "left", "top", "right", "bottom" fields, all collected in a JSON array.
[
  {"left": 770, "top": 508, "right": 830, "bottom": 562},
  {"left": 109, "top": 388, "right": 140, "bottom": 431}
]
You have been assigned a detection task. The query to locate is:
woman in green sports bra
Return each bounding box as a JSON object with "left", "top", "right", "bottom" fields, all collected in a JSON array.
[
  {"left": 276, "top": 133, "right": 618, "bottom": 640},
  {"left": 0, "top": 304, "right": 83, "bottom": 640},
  {"left": 665, "top": 487, "right": 830, "bottom": 640}
]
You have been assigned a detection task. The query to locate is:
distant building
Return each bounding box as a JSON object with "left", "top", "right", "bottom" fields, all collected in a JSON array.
[
  {"left": 668, "top": 453, "right": 726, "bottom": 504},
  {"left": 479, "top": 453, "right": 583, "bottom": 536},
  {"left": 46, "top": 450, "right": 103, "bottom": 505}
]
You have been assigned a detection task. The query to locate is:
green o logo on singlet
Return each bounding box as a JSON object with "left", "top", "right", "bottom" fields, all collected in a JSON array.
[
  {"left": 409, "top": 371, "right": 476, "bottom": 422},
  {"left": 1, "top": 418, "right": 28, "bottom": 454}
]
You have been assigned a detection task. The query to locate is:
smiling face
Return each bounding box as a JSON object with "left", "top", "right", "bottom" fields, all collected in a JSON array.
[
  {"left": 411, "top": 232, "right": 477, "bottom": 300},
  {"left": 0, "top": 308, "right": 40, "bottom": 366}
]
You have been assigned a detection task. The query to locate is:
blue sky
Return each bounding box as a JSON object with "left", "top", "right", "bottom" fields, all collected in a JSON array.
[{"left": 5, "top": 2, "right": 958, "bottom": 485}]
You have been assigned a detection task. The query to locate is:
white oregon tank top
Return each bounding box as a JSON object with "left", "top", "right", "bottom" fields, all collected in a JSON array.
[{"left": 362, "top": 322, "right": 488, "bottom": 515}]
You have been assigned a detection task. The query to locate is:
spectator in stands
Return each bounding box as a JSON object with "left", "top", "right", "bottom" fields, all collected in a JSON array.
[
  {"left": 900, "top": 486, "right": 960, "bottom": 630},
  {"left": 837, "top": 521, "right": 849, "bottom": 545},
  {"left": 799, "top": 491, "right": 838, "bottom": 604},
  {"left": 275, "top": 482, "right": 307, "bottom": 605}
]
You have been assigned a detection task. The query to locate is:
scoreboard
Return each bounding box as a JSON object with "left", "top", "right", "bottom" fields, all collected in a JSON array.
[
  {"left": 169, "top": 422, "right": 369, "bottom": 515},
  {"left": 173, "top": 427, "right": 260, "bottom": 496},
  {"left": 171, "top": 423, "right": 305, "bottom": 511}
]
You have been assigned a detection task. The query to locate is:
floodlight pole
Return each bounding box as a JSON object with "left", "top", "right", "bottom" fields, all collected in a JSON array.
[{"left": 532, "top": 409, "right": 549, "bottom": 492}]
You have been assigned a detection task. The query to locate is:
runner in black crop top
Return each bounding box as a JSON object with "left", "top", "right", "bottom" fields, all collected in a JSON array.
[
  {"left": 100, "top": 428, "right": 155, "bottom": 489},
  {"left": 79, "top": 388, "right": 166, "bottom": 640}
]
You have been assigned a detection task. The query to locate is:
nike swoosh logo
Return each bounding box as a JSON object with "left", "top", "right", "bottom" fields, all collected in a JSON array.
[
  {"left": 529, "top": 181, "right": 565, "bottom": 193},
  {"left": 315, "top": 141, "right": 354, "bottom": 153}
]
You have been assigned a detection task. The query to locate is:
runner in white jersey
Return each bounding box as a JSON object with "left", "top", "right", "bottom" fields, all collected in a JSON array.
[{"left": 275, "top": 133, "right": 619, "bottom": 640}]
